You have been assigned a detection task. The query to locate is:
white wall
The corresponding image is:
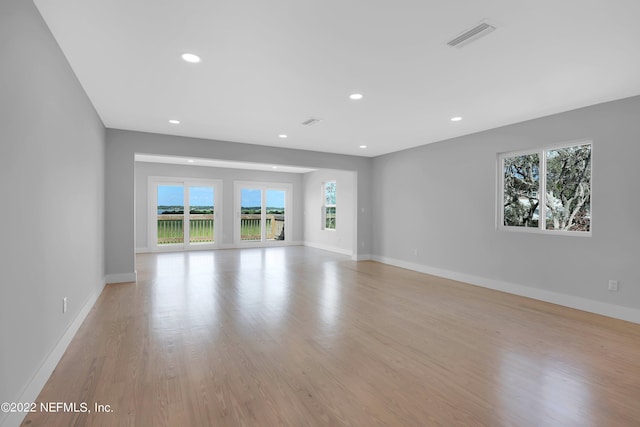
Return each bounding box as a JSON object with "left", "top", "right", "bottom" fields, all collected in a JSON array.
[
  {"left": 303, "top": 169, "right": 356, "bottom": 255},
  {"left": 0, "top": 1, "right": 106, "bottom": 426},
  {"left": 134, "top": 161, "right": 304, "bottom": 250},
  {"left": 372, "top": 95, "right": 640, "bottom": 322}
]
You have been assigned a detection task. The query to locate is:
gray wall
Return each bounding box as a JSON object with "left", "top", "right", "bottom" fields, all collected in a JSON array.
[
  {"left": 303, "top": 169, "right": 356, "bottom": 255},
  {"left": 106, "top": 129, "right": 373, "bottom": 279},
  {"left": 135, "top": 162, "right": 304, "bottom": 249},
  {"left": 0, "top": 0, "right": 105, "bottom": 422},
  {"left": 372, "top": 96, "right": 640, "bottom": 313}
]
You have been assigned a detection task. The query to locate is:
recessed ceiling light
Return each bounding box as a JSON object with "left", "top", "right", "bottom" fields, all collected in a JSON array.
[
  {"left": 181, "top": 53, "right": 201, "bottom": 63},
  {"left": 169, "top": 119, "right": 181, "bottom": 124},
  {"left": 272, "top": 166, "right": 278, "bottom": 169},
  {"left": 187, "top": 159, "right": 195, "bottom": 163},
  {"left": 278, "top": 134, "right": 288, "bottom": 138},
  {"left": 350, "top": 93, "right": 364, "bottom": 100},
  {"left": 359, "top": 145, "right": 367, "bottom": 149},
  {"left": 451, "top": 116, "right": 462, "bottom": 122}
]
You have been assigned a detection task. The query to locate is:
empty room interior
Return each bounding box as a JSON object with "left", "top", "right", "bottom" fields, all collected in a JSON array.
[{"left": 2, "top": 0, "right": 640, "bottom": 426}]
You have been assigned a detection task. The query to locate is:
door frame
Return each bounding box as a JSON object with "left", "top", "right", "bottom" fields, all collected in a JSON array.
[
  {"left": 148, "top": 176, "right": 223, "bottom": 252},
  {"left": 233, "top": 181, "right": 292, "bottom": 247}
]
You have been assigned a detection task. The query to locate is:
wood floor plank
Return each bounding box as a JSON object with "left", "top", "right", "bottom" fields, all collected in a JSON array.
[{"left": 21, "top": 247, "right": 640, "bottom": 426}]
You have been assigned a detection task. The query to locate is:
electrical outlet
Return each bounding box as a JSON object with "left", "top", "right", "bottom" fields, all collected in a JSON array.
[
  {"left": 63, "top": 297, "right": 67, "bottom": 313},
  {"left": 608, "top": 280, "right": 619, "bottom": 292},
  {"left": 413, "top": 248, "right": 419, "bottom": 256}
]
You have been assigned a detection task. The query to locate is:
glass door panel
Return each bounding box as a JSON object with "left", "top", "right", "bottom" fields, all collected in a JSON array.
[
  {"left": 157, "top": 184, "right": 184, "bottom": 245},
  {"left": 241, "top": 188, "right": 262, "bottom": 241},
  {"left": 266, "top": 189, "right": 285, "bottom": 241},
  {"left": 189, "top": 185, "right": 214, "bottom": 244},
  {"left": 235, "top": 182, "right": 290, "bottom": 245}
]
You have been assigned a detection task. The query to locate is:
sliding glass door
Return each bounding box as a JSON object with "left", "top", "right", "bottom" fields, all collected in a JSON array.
[
  {"left": 266, "top": 189, "right": 286, "bottom": 241},
  {"left": 188, "top": 185, "right": 214, "bottom": 244},
  {"left": 150, "top": 178, "right": 221, "bottom": 251},
  {"left": 235, "top": 182, "right": 291, "bottom": 245},
  {"left": 156, "top": 184, "right": 185, "bottom": 245},
  {"left": 240, "top": 188, "right": 262, "bottom": 241}
]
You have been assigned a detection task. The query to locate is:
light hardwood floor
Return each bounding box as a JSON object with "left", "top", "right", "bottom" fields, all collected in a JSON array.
[{"left": 23, "top": 247, "right": 640, "bottom": 426}]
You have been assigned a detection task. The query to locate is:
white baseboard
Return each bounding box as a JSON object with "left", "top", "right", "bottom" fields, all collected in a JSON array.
[
  {"left": 220, "top": 241, "right": 303, "bottom": 250},
  {"left": 303, "top": 241, "right": 353, "bottom": 256},
  {"left": 140, "top": 242, "right": 305, "bottom": 252},
  {"left": 354, "top": 253, "right": 372, "bottom": 261},
  {"left": 373, "top": 255, "right": 640, "bottom": 325},
  {"left": 104, "top": 271, "right": 137, "bottom": 284},
  {"left": 0, "top": 280, "right": 105, "bottom": 427}
]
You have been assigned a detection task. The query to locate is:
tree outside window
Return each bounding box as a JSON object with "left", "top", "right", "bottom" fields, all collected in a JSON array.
[{"left": 501, "top": 142, "right": 591, "bottom": 234}]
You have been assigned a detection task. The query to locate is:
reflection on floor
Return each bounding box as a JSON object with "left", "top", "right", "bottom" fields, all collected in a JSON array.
[{"left": 24, "top": 247, "right": 640, "bottom": 426}]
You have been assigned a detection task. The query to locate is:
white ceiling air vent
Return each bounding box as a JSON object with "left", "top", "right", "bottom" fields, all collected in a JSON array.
[
  {"left": 447, "top": 22, "right": 496, "bottom": 48},
  {"left": 301, "top": 117, "right": 322, "bottom": 126}
]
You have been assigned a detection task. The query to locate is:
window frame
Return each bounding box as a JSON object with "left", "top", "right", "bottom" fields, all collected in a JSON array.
[
  {"left": 147, "top": 176, "right": 223, "bottom": 252},
  {"left": 497, "top": 140, "right": 593, "bottom": 237},
  {"left": 233, "top": 180, "right": 292, "bottom": 246},
  {"left": 322, "top": 181, "right": 337, "bottom": 231}
]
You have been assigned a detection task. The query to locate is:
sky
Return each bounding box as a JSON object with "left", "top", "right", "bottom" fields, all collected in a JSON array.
[
  {"left": 158, "top": 185, "right": 213, "bottom": 206},
  {"left": 157, "top": 185, "right": 285, "bottom": 208},
  {"left": 242, "top": 189, "right": 285, "bottom": 208}
]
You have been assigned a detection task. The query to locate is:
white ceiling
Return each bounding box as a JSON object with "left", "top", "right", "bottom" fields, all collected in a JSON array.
[{"left": 34, "top": 0, "right": 640, "bottom": 157}]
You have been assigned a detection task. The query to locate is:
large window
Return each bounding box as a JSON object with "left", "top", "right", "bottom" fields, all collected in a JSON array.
[
  {"left": 235, "top": 181, "right": 291, "bottom": 245},
  {"left": 499, "top": 141, "right": 592, "bottom": 234},
  {"left": 149, "top": 177, "right": 222, "bottom": 251},
  {"left": 323, "top": 181, "right": 336, "bottom": 230}
]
